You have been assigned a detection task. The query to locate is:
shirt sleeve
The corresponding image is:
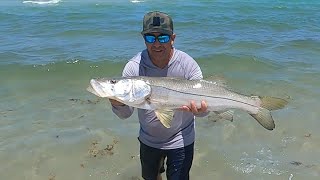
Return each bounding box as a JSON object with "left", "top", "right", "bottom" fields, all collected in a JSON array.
[
  {"left": 186, "top": 58, "right": 203, "bottom": 80},
  {"left": 111, "top": 104, "right": 134, "bottom": 119}
]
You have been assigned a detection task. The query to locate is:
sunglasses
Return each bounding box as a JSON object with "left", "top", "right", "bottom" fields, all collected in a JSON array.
[{"left": 144, "top": 34, "right": 171, "bottom": 44}]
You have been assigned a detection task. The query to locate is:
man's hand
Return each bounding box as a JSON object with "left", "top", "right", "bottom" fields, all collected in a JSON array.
[
  {"left": 180, "top": 100, "right": 208, "bottom": 115},
  {"left": 109, "top": 99, "right": 125, "bottom": 106}
]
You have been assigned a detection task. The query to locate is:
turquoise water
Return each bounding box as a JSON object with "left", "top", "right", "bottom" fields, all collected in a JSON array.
[{"left": 1, "top": 0, "right": 320, "bottom": 179}]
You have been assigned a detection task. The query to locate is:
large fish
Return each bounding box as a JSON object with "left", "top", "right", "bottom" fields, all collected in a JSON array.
[{"left": 87, "top": 76, "right": 288, "bottom": 130}]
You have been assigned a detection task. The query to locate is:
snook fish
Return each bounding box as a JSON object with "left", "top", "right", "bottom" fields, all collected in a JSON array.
[{"left": 87, "top": 76, "right": 288, "bottom": 130}]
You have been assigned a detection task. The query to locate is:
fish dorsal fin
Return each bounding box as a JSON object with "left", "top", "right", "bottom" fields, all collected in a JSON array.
[
  {"left": 258, "top": 96, "right": 289, "bottom": 111},
  {"left": 203, "top": 75, "right": 228, "bottom": 88},
  {"left": 155, "top": 109, "right": 174, "bottom": 128}
]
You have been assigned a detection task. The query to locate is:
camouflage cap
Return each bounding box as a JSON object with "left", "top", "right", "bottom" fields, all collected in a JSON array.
[{"left": 141, "top": 11, "right": 174, "bottom": 35}]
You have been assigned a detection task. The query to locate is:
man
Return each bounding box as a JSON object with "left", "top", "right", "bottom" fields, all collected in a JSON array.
[{"left": 110, "top": 11, "right": 208, "bottom": 180}]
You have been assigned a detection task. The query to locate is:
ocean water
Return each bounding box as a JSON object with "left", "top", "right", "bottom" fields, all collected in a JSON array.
[{"left": 1, "top": 0, "right": 320, "bottom": 179}]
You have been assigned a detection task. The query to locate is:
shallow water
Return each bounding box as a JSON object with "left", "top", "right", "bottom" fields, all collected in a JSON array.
[{"left": 1, "top": 0, "right": 320, "bottom": 179}]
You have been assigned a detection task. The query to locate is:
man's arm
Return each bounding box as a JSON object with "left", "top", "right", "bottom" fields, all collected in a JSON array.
[
  {"left": 110, "top": 99, "right": 134, "bottom": 119},
  {"left": 110, "top": 60, "right": 138, "bottom": 119}
]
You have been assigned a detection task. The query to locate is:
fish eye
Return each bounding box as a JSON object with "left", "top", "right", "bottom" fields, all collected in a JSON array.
[{"left": 110, "top": 79, "right": 117, "bottom": 84}]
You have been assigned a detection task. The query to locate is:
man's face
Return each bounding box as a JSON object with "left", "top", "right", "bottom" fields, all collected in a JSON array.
[{"left": 143, "top": 32, "right": 176, "bottom": 68}]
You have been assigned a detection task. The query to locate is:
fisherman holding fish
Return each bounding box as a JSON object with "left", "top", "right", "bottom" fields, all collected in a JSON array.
[
  {"left": 87, "top": 11, "right": 288, "bottom": 180},
  {"left": 109, "top": 11, "right": 208, "bottom": 180}
]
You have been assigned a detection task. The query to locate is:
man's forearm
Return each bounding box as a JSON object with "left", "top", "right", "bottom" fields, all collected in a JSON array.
[{"left": 111, "top": 104, "right": 134, "bottom": 119}]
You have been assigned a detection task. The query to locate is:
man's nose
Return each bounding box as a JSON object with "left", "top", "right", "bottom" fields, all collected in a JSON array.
[{"left": 152, "top": 39, "right": 161, "bottom": 47}]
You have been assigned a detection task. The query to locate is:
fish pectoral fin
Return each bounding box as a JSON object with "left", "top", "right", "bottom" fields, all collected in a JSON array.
[
  {"left": 213, "top": 110, "right": 234, "bottom": 122},
  {"left": 258, "top": 96, "right": 289, "bottom": 111},
  {"left": 250, "top": 108, "right": 275, "bottom": 131},
  {"left": 155, "top": 109, "right": 174, "bottom": 128}
]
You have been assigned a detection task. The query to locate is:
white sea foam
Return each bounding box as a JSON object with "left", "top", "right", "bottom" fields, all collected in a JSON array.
[
  {"left": 130, "top": 0, "right": 144, "bottom": 3},
  {"left": 23, "top": 0, "right": 61, "bottom": 5}
]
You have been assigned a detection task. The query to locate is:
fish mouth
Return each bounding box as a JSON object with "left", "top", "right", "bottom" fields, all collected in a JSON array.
[
  {"left": 87, "top": 85, "right": 102, "bottom": 97},
  {"left": 87, "top": 79, "right": 114, "bottom": 98}
]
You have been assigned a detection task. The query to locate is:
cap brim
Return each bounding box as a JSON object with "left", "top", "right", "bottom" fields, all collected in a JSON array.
[{"left": 141, "top": 28, "right": 173, "bottom": 35}]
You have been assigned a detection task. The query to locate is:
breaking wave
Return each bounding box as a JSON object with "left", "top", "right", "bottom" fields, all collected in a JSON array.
[{"left": 23, "top": 0, "right": 61, "bottom": 5}]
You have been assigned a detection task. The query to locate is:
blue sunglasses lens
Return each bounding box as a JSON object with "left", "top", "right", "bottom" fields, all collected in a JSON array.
[
  {"left": 144, "top": 35, "right": 170, "bottom": 43},
  {"left": 158, "top": 35, "right": 170, "bottom": 43},
  {"left": 144, "top": 35, "right": 156, "bottom": 43}
]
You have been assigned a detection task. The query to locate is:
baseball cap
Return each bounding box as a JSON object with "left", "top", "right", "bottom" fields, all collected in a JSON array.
[{"left": 141, "top": 11, "right": 174, "bottom": 35}]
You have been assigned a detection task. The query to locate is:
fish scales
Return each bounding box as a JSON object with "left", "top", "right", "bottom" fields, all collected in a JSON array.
[
  {"left": 87, "top": 76, "right": 288, "bottom": 130},
  {"left": 133, "top": 76, "right": 259, "bottom": 113}
]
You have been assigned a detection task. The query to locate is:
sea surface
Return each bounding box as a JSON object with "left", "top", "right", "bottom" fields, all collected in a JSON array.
[{"left": 1, "top": 0, "right": 320, "bottom": 179}]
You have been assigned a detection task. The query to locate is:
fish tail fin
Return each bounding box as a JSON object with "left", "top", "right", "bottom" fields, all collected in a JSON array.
[
  {"left": 250, "top": 108, "right": 275, "bottom": 130},
  {"left": 258, "top": 96, "right": 288, "bottom": 111}
]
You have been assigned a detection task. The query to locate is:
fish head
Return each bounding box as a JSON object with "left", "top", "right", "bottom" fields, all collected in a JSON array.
[{"left": 87, "top": 78, "right": 151, "bottom": 105}]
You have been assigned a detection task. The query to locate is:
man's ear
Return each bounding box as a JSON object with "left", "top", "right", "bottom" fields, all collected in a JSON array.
[{"left": 171, "top": 34, "right": 176, "bottom": 45}]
